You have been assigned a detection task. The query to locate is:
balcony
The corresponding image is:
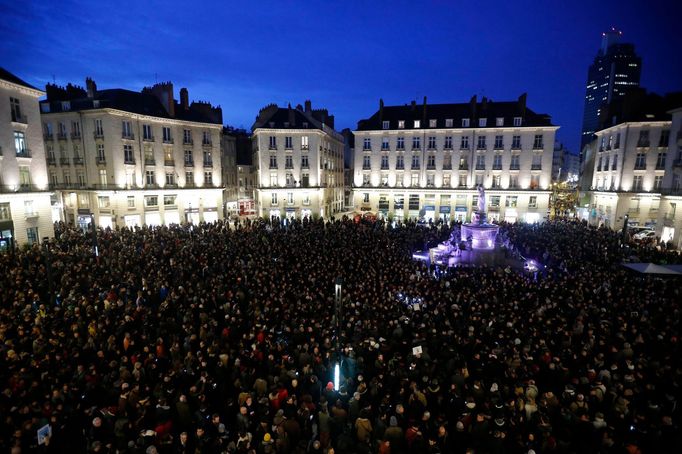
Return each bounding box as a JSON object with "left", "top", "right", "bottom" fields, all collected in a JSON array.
[
  {"left": 44, "top": 133, "right": 54, "bottom": 141},
  {"left": 47, "top": 156, "right": 56, "bottom": 166},
  {"left": 509, "top": 164, "right": 520, "bottom": 170},
  {"left": 476, "top": 145, "right": 486, "bottom": 151},
  {"left": 636, "top": 140, "right": 650, "bottom": 148},
  {"left": 60, "top": 157, "right": 70, "bottom": 165},
  {"left": 96, "top": 157, "right": 106, "bottom": 165},
  {"left": 203, "top": 160, "right": 213, "bottom": 168},
  {"left": 202, "top": 140, "right": 212, "bottom": 147},
  {"left": 531, "top": 164, "right": 542, "bottom": 170},
  {"left": 11, "top": 112, "right": 27, "bottom": 124},
  {"left": 269, "top": 164, "right": 277, "bottom": 169},
  {"left": 381, "top": 165, "right": 389, "bottom": 170},
  {"left": 184, "top": 160, "right": 194, "bottom": 167},
  {"left": 122, "top": 133, "right": 135, "bottom": 140},
  {"left": 57, "top": 132, "right": 68, "bottom": 141},
  {"left": 533, "top": 143, "right": 544, "bottom": 150},
  {"left": 164, "top": 159, "right": 175, "bottom": 166},
  {"left": 94, "top": 131, "right": 104, "bottom": 140},
  {"left": 443, "top": 164, "right": 452, "bottom": 170},
  {"left": 492, "top": 164, "right": 502, "bottom": 170},
  {"left": 163, "top": 137, "right": 174, "bottom": 144},
  {"left": 427, "top": 165, "right": 436, "bottom": 170},
  {"left": 634, "top": 164, "right": 647, "bottom": 170},
  {"left": 511, "top": 144, "right": 521, "bottom": 150},
  {"left": 411, "top": 146, "right": 422, "bottom": 151},
  {"left": 656, "top": 164, "right": 666, "bottom": 170},
  {"left": 411, "top": 165, "right": 420, "bottom": 170},
  {"left": 73, "top": 157, "right": 84, "bottom": 165},
  {"left": 475, "top": 165, "right": 485, "bottom": 170},
  {"left": 145, "top": 158, "right": 156, "bottom": 166},
  {"left": 362, "top": 164, "right": 371, "bottom": 170},
  {"left": 396, "top": 164, "right": 405, "bottom": 170},
  {"left": 396, "top": 146, "right": 405, "bottom": 151},
  {"left": 124, "top": 158, "right": 135, "bottom": 165},
  {"left": 143, "top": 135, "right": 155, "bottom": 142},
  {"left": 71, "top": 132, "right": 81, "bottom": 140},
  {"left": 459, "top": 164, "right": 469, "bottom": 170},
  {"left": 16, "top": 149, "right": 31, "bottom": 158}
]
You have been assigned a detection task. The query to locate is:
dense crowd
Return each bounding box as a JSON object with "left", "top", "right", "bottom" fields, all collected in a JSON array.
[{"left": 0, "top": 218, "right": 680, "bottom": 453}]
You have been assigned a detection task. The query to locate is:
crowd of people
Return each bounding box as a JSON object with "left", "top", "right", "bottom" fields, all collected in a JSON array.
[{"left": 0, "top": 217, "right": 680, "bottom": 453}]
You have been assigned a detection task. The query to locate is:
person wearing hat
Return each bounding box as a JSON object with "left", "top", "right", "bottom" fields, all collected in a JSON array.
[{"left": 384, "top": 416, "right": 404, "bottom": 453}]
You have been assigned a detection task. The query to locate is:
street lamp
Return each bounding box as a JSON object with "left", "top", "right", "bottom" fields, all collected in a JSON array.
[
  {"left": 334, "top": 277, "right": 343, "bottom": 390},
  {"left": 90, "top": 214, "right": 99, "bottom": 257}
]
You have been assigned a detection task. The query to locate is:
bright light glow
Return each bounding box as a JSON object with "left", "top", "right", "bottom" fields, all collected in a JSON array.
[{"left": 334, "top": 363, "right": 340, "bottom": 391}]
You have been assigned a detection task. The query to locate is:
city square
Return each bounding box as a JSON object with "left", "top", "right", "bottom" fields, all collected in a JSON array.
[{"left": 1, "top": 1, "right": 681, "bottom": 453}]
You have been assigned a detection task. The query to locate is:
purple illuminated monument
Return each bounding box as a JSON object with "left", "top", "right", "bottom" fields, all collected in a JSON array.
[{"left": 460, "top": 186, "right": 499, "bottom": 250}]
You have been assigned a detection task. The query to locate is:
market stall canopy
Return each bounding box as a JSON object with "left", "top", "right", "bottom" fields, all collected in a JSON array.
[{"left": 622, "top": 263, "right": 682, "bottom": 275}]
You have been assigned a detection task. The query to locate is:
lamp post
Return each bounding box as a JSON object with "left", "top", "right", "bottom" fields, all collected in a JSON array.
[
  {"left": 42, "top": 237, "right": 55, "bottom": 305},
  {"left": 334, "top": 276, "right": 342, "bottom": 390},
  {"left": 90, "top": 214, "right": 99, "bottom": 257}
]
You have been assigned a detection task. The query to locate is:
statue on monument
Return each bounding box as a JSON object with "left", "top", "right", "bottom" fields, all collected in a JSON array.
[{"left": 477, "top": 185, "right": 486, "bottom": 215}]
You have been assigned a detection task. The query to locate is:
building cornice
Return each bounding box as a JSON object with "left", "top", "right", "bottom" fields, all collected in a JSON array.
[
  {"left": 42, "top": 108, "right": 222, "bottom": 129},
  {"left": 595, "top": 121, "right": 671, "bottom": 136},
  {"left": 0, "top": 79, "right": 44, "bottom": 97},
  {"left": 353, "top": 126, "right": 560, "bottom": 135}
]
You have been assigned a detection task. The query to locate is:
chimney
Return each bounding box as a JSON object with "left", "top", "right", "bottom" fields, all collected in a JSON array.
[
  {"left": 85, "top": 77, "right": 97, "bottom": 99},
  {"left": 304, "top": 100, "right": 312, "bottom": 113},
  {"left": 481, "top": 96, "right": 488, "bottom": 110},
  {"left": 411, "top": 100, "right": 416, "bottom": 111},
  {"left": 379, "top": 98, "right": 384, "bottom": 122},
  {"left": 288, "top": 103, "right": 295, "bottom": 126},
  {"left": 422, "top": 96, "right": 427, "bottom": 124},
  {"left": 469, "top": 95, "right": 477, "bottom": 118},
  {"left": 180, "top": 88, "right": 189, "bottom": 110},
  {"left": 518, "top": 93, "right": 527, "bottom": 118}
]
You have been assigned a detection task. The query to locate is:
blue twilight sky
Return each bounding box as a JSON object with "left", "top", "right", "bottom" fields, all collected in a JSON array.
[{"left": 1, "top": 0, "right": 680, "bottom": 152}]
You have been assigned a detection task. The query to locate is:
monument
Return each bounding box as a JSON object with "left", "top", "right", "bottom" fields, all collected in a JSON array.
[{"left": 460, "top": 186, "right": 499, "bottom": 250}]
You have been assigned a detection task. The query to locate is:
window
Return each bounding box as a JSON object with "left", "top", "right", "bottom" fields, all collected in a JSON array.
[
  {"left": 659, "top": 130, "right": 670, "bottom": 147},
  {"left": 509, "top": 175, "right": 519, "bottom": 188},
  {"left": 24, "top": 200, "right": 34, "bottom": 216},
  {"left": 411, "top": 155, "right": 420, "bottom": 169},
  {"left": 26, "top": 227, "right": 39, "bottom": 245},
  {"left": 506, "top": 196, "right": 518, "bottom": 208},
  {"left": 97, "top": 144, "right": 105, "bottom": 162},
  {"left": 184, "top": 150, "right": 194, "bottom": 165},
  {"left": 429, "top": 119, "right": 437, "bottom": 128},
  {"left": 363, "top": 156, "right": 371, "bottom": 169},
  {"left": 301, "top": 173, "right": 309, "bottom": 187},
  {"left": 269, "top": 173, "right": 278, "bottom": 187},
  {"left": 533, "top": 134, "right": 544, "bottom": 149},
  {"left": 633, "top": 175, "right": 643, "bottom": 191},
  {"left": 491, "top": 175, "right": 501, "bottom": 188},
  {"left": 382, "top": 137, "right": 390, "bottom": 150},
  {"left": 459, "top": 157, "right": 468, "bottom": 170},
  {"left": 490, "top": 195, "right": 500, "bottom": 207},
  {"left": 604, "top": 156, "right": 610, "bottom": 170},
  {"left": 285, "top": 136, "right": 293, "bottom": 149},
  {"left": 445, "top": 119, "right": 453, "bottom": 128},
  {"left": 382, "top": 121, "right": 390, "bottom": 129},
  {"left": 99, "top": 169, "right": 107, "bottom": 186},
  {"left": 61, "top": 101, "right": 70, "bottom": 111},
  {"left": 427, "top": 137, "right": 436, "bottom": 149},
  {"left": 363, "top": 174, "right": 370, "bottom": 185},
  {"left": 146, "top": 170, "right": 155, "bottom": 185},
  {"left": 496, "top": 117, "right": 504, "bottom": 127},
  {"left": 269, "top": 136, "right": 277, "bottom": 149},
  {"left": 530, "top": 175, "right": 540, "bottom": 188},
  {"left": 444, "top": 136, "right": 453, "bottom": 149},
  {"left": 513, "top": 117, "right": 522, "bottom": 127},
  {"left": 411, "top": 173, "right": 419, "bottom": 187},
  {"left": 477, "top": 135, "right": 486, "bottom": 150},
  {"left": 427, "top": 155, "right": 435, "bottom": 168},
  {"left": 656, "top": 153, "right": 666, "bottom": 169},
  {"left": 462, "top": 118, "right": 470, "bottom": 127},
  {"left": 637, "top": 130, "right": 649, "bottom": 147},
  {"left": 269, "top": 155, "right": 277, "bottom": 169},
  {"left": 202, "top": 131, "right": 211, "bottom": 145},
  {"left": 43, "top": 122, "right": 53, "bottom": 138},
  {"left": 529, "top": 196, "right": 537, "bottom": 208},
  {"left": 612, "top": 155, "right": 618, "bottom": 170},
  {"left": 145, "top": 196, "right": 158, "bottom": 207},
  {"left": 71, "top": 121, "right": 81, "bottom": 138},
  {"left": 301, "top": 136, "right": 309, "bottom": 150},
  {"left": 412, "top": 136, "right": 421, "bottom": 150},
  {"left": 10, "top": 97, "right": 22, "bottom": 122},
  {"left": 614, "top": 133, "right": 621, "bottom": 148},
  {"left": 301, "top": 155, "right": 309, "bottom": 168},
  {"left": 124, "top": 144, "right": 134, "bottom": 163},
  {"left": 512, "top": 135, "right": 521, "bottom": 149},
  {"left": 381, "top": 155, "right": 389, "bottom": 169},
  {"left": 363, "top": 138, "right": 371, "bottom": 150},
  {"left": 49, "top": 172, "right": 57, "bottom": 185},
  {"left": 94, "top": 119, "right": 103, "bottom": 137},
  {"left": 493, "top": 155, "right": 502, "bottom": 169},
  {"left": 271, "top": 193, "right": 278, "bottom": 205},
  {"left": 634, "top": 153, "right": 646, "bottom": 169},
  {"left": 460, "top": 136, "right": 469, "bottom": 150},
  {"left": 183, "top": 129, "right": 192, "bottom": 144},
  {"left": 654, "top": 175, "right": 663, "bottom": 190},
  {"left": 478, "top": 118, "right": 487, "bottom": 127},
  {"left": 164, "top": 195, "right": 177, "bottom": 206},
  {"left": 204, "top": 171, "right": 213, "bottom": 185},
  {"left": 476, "top": 155, "right": 485, "bottom": 170},
  {"left": 397, "top": 137, "right": 405, "bottom": 150},
  {"left": 162, "top": 127, "right": 173, "bottom": 143},
  {"left": 165, "top": 172, "right": 175, "bottom": 186},
  {"left": 98, "top": 196, "right": 110, "bottom": 208},
  {"left": 13, "top": 131, "right": 26, "bottom": 155},
  {"left": 203, "top": 150, "right": 213, "bottom": 166},
  {"left": 127, "top": 196, "right": 135, "bottom": 208},
  {"left": 18, "top": 166, "right": 30, "bottom": 188},
  {"left": 414, "top": 120, "right": 420, "bottom": 128},
  {"left": 139, "top": 124, "right": 151, "bottom": 141},
  {"left": 396, "top": 155, "right": 404, "bottom": 169},
  {"left": 122, "top": 121, "right": 133, "bottom": 138},
  {"left": 426, "top": 174, "right": 435, "bottom": 187},
  {"left": 494, "top": 135, "right": 503, "bottom": 149},
  {"left": 303, "top": 193, "right": 310, "bottom": 205},
  {"left": 63, "top": 171, "right": 71, "bottom": 186},
  {"left": 532, "top": 154, "right": 542, "bottom": 170},
  {"left": 0, "top": 203, "right": 11, "bottom": 221},
  {"left": 285, "top": 155, "right": 293, "bottom": 169},
  {"left": 398, "top": 120, "right": 405, "bottom": 129},
  {"left": 510, "top": 155, "right": 520, "bottom": 170}
]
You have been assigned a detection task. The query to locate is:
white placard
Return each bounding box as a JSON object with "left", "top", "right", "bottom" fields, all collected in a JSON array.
[
  {"left": 37, "top": 424, "right": 52, "bottom": 445},
  {"left": 412, "top": 346, "right": 423, "bottom": 356}
]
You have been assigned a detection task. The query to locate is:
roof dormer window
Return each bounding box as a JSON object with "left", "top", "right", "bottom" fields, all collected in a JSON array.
[
  {"left": 462, "top": 118, "right": 470, "bottom": 127},
  {"left": 414, "top": 120, "right": 421, "bottom": 128},
  {"left": 496, "top": 117, "right": 504, "bottom": 126},
  {"left": 398, "top": 120, "right": 405, "bottom": 129},
  {"left": 479, "top": 118, "right": 487, "bottom": 127},
  {"left": 382, "top": 120, "right": 390, "bottom": 129},
  {"left": 429, "top": 119, "right": 437, "bottom": 128}
]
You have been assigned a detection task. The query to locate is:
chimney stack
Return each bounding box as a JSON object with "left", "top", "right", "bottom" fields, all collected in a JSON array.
[
  {"left": 469, "top": 95, "right": 477, "bottom": 118},
  {"left": 180, "top": 88, "right": 189, "bottom": 110},
  {"left": 422, "top": 96, "right": 427, "bottom": 123},
  {"left": 288, "top": 103, "right": 295, "bottom": 125},
  {"left": 305, "top": 100, "right": 312, "bottom": 113},
  {"left": 379, "top": 98, "right": 384, "bottom": 122},
  {"left": 411, "top": 100, "right": 416, "bottom": 111},
  {"left": 517, "top": 93, "right": 527, "bottom": 118},
  {"left": 85, "top": 77, "right": 97, "bottom": 99}
]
